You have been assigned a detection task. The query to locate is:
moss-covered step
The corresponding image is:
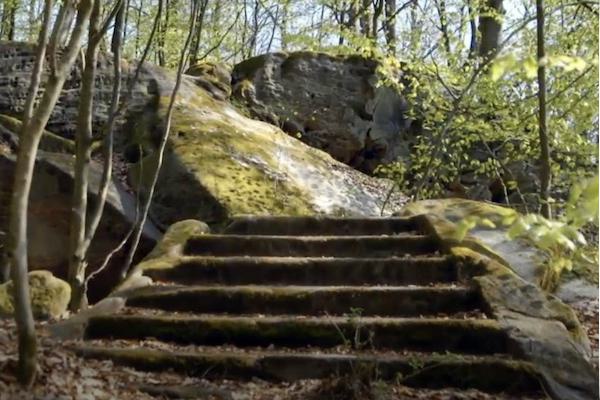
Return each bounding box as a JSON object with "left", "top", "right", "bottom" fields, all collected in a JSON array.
[
  {"left": 144, "top": 256, "right": 458, "bottom": 286},
  {"left": 85, "top": 314, "right": 510, "bottom": 355},
  {"left": 125, "top": 285, "right": 481, "bottom": 317},
  {"left": 183, "top": 235, "right": 438, "bottom": 257},
  {"left": 223, "top": 216, "right": 418, "bottom": 236},
  {"left": 74, "top": 346, "right": 543, "bottom": 395}
]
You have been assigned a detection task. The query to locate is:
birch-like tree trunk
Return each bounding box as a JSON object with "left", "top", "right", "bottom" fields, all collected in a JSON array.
[
  {"left": 68, "top": 0, "right": 102, "bottom": 311},
  {"left": 536, "top": 0, "right": 551, "bottom": 218},
  {"left": 121, "top": 0, "right": 200, "bottom": 279},
  {"left": 6, "top": 0, "right": 93, "bottom": 386},
  {"left": 384, "top": 0, "right": 396, "bottom": 54}
]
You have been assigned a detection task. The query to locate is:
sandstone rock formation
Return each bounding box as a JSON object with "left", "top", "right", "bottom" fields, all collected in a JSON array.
[
  {"left": 126, "top": 72, "right": 405, "bottom": 227},
  {"left": 0, "top": 149, "right": 161, "bottom": 301},
  {"left": 0, "top": 42, "right": 405, "bottom": 261},
  {"left": 231, "top": 52, "right": 414, "bottom": 173}
]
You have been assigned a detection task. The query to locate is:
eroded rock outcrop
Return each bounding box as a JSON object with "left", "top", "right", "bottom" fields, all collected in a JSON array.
[
  {"left": 127, "top": 71, "right": 404, "bottom": 227},
  {"left": 231, "top": 52, "right": 415, "bottom": 173},
  {"left": 0, "top": 41, "right": 404, "bottom": 240},
  {"left": 0, "top": 149, "right": 161, "bottom": 301}
]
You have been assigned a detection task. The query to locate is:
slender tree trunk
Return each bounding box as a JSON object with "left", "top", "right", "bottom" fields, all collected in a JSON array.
[
  {"left": 210, "top": 0, "right": 222, "bottom": 58},
  {"left": 317, "top": 3, "right": 325, "bottom": 47},
  {"left": 359, "top": 0, "right": 371, "bottom": 37},
  {"left": 478, "top": 0, "right": 503, "bottom": 60},
  {"left": 1, "top": 0, "right": 18, "bottom": 40},
  {"left": 67, "top": 0, "right": 124, "bottom": 310},
  {"left": 134, "top": 0, "right": 143, "bottom": 57},
  {"left": 384, "top": 0, "right": 396, "bottom": 54},
  {"left": 189, "top": 0, "right": 208, "bottom": 65},
  {"left": 249, "top": 0, "right": 260, "bottom": 56},
  {"left": 436, "top": 0, "right": 452, "bottom": 56},
  {"left": 123, "top": 0, "right": 131, "bottom": 45},
  {"left": 347, "top": 0, "right": 359, "bottom": 34},
  {"left": 157, "top": 0, "right": 171, "bottom": 66},
  {"left": 372, "top": 0, "right": 384, "bottom": 38},
  {"left": 7, "top": 0, "right": 93, "bottom": 386},
  {"left": 467, "top": 0, "right": 478, "bottom": 58},
  {"left": 536, "top": 0, "right": 551, "bottom": 218},
  {"left": 409, "top": 0, "right": 421, "bottom": 57},
  {"left": 121, "top": 0, "right": 200, "bottom": 279},
  {"left": 280, "top": 0, "right": 290, "bottom": 50}
]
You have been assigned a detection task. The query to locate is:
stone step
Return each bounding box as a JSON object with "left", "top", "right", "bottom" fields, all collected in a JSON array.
[
  {"left": 184, "top": 235, "right": 438, "bottom": 257},
  {"left": 74, "top": 346, "right": 542, "bottom": 395},
  {"left": 85, "top": 314, "right": 509, "bottom": 355},
  {"left": 223, "top": 216, "right": 418, "bottom": 236},
  {"left": 146, "top": 256, "right": 458, "bottom": 286},
  {"left": 126, "top": 285, "right": 480, "bottom": 317}
]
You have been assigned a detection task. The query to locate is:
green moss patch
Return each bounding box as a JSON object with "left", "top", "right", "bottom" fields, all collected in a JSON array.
[{"left": 0, "top": 270, "right": 70, "bottom": 319}]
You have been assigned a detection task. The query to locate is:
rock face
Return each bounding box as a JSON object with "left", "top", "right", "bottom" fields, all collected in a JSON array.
[
  {"left": 0, "top": 150, "right": 161, "bottom": 301},
  {"left": 0, "top": 270, "right": 70, "bottom": 319},
  {"left": 0, "top": 41, "right": 404, "bottom": 267},
  {"left": 185, "top": 62, "right": 232, "bottom": 101},
  {"left": 401, "top": 199, "right": 546, "bottom": 284},
  {"left": 231, "top": 52, "right": 414, "bottom": 173},
  {"left": 125, "top": 65, "right": 405, "bottom": 227},
  {"left": 0, "top": 41, "right": 156, "bottom": 140}
]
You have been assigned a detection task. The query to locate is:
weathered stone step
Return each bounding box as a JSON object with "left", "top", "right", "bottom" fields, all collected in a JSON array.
[
  {"left": 126, "top": 285, "right": 480, "bottom": 317},
  {"left": 85, "top": 314, "right": 509, "bottom": 355},
  {"left": 146, "top": 256, "right": 458, "bottom": 286},
  {"left": 184, "top": 235, "right": 438, "bottom": 257},
  {"left": 74, "top": 346, "right": 542, "bottom": 395},
  {"left": 223, "top": 216, "right": 418, "bottom": 236}
]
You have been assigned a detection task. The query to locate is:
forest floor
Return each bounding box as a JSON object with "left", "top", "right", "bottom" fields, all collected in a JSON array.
[{"left": 2, "top": 306, "right": 597, "bottom": 400}]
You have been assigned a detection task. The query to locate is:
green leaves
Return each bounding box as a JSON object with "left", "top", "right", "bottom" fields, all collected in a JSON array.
[
  {"left": 453, "top": 175, "right": 598, "bottom": 291},
  {"left": 490, "top": 54, "right": 518, "bottom": 81}
]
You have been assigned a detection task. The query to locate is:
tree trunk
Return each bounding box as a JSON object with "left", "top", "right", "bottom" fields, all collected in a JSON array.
[
  {"left": 467, "top": 0, "right": 478, "bottom": 58},
  {"left": 478, "top": 0, "right": 503, "bottom": 60},
  {"left": 6, "top": 0, "right": 93, "bottom": 386},
  {"left": 68, "top": 0, "right": 102, "bottom": 312},
  {"left": 346, "top": 0, "right": 359, "bottom": 34},
  {"left": 280, "top": 0, "right": 290, "bottom": 50},
  {"left": 359, "top": 0, "right": 371, "bottom": 37},
  {"left": 384, "top": 0, "right": 396, "bottom": 54},
  {"left": 436, "top": 0, "right": 451, "bottom": 55},
  {"left": 536, "top": 0, "right": 551, "bottom": 218},
  {"left": 120, "top": 0, "right": 200, "bottom": 279},
  {"left": 1, "top": 0, "right": 18, "bottom": 40},
  {"left": 189, "top": 0, "right": 208, "bottom": 65},
  {"left": 372, "top": 0, "right": 384, "bottom": 38}
]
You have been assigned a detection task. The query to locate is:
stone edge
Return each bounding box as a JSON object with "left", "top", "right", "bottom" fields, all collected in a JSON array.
[{"left": 409, "top": 212, "right": 598, "bottom": 400}]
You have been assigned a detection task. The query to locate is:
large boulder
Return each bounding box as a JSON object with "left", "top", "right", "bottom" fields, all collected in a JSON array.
[
  {"left": 0, "top": 41, "right": 405, "bottom": 231},
  {"left": 231, "top": 52, "right": 414, "bottom": 173},
  {"left": 126, "top": 72, "right": 405, "bottom": 226},
  {"left": 0, "top": 149, "right": 161, "bottom": 301},
  {"left": 0, "top": 270, "right": 70, "bottom": 319}
]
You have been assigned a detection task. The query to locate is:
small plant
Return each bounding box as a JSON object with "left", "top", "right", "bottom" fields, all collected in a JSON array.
[{"left": 453, "top": 175, "right": 599, "bottom": 290}]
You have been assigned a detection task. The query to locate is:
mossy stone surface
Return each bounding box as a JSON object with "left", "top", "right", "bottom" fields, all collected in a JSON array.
[
  {"left": 0, "top": 114, "right": 79, "bottom": 154},
  {"left": 402, "top": 198, "right": 545, "bottom": 284},
  {"left": 127, "top": 77, "right": 394, "bottom": 227},
  {"left": 0, "top": 270, "right": 70, "bottom": 319},
  {"left": 146, "top": 219, "right": 210, "bottom": 259}
]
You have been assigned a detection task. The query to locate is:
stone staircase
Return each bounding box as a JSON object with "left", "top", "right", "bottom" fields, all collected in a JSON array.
[{"left": 76, "top": 216, "right": 547, "bottom": 397}]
